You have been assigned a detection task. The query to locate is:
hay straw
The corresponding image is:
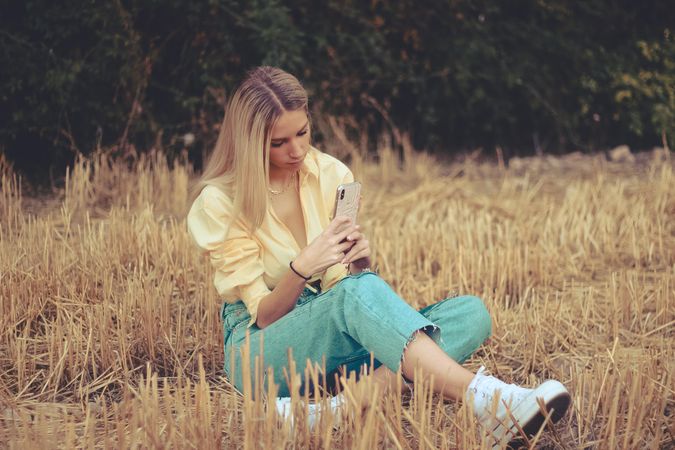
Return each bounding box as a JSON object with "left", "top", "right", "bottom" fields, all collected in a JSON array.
[{"left": 0, "top": 143, "right": 672, "bottom": 448}]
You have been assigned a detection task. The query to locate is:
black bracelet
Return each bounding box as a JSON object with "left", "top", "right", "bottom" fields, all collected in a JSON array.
[{"left": 289, "top": 260, "right": 311, "bottom": 281}]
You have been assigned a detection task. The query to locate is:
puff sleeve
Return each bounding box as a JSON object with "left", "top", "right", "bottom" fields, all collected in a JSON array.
[{"left": 187, "top": 186, "right": 271, "bottom": 326}]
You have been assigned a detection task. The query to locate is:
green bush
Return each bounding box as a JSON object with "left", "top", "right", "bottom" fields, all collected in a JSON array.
[{"left": 1, "top": 0, "right": 673, "bottom": 181}]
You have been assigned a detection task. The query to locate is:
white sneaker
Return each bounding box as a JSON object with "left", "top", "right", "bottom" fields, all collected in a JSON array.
[
  {"left": 467, "top": 367, "right": 571, "bottom": 448},
  {"left": 275, "top": 394, "right": 345, "bottom": 430}
]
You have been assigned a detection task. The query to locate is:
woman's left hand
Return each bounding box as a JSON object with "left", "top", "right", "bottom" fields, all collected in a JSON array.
[{"left": 341, "top": 226, "right": 372, "bottom": 271}]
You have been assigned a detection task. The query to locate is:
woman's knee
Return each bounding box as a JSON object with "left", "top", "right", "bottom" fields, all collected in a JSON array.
[{"left": 460, "top": 295, "right": 492, "bottom": 344}]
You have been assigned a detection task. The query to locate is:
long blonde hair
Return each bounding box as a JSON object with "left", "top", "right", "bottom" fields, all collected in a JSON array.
[{"left": 190, "top": 67, "right": 309, "bottom": 230}]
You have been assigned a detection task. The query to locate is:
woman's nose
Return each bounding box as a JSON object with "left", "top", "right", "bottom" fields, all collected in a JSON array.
[{"left": 289, "top": 139, "right": 305, "bottom": 157}]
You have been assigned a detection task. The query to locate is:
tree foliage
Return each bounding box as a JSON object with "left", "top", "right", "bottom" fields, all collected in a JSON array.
[{"left": 1, "top": 0, "right": 673, "bottom": 179}]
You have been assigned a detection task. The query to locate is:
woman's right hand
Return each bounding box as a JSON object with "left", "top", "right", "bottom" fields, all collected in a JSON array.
[{"left": 292, "top": 216, "right": 359, "bottom": 278}]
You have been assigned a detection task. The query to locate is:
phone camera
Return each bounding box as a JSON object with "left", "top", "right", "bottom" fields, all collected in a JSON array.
[{"left": 340, "top": 190, "right": 345, "bottom": 199}]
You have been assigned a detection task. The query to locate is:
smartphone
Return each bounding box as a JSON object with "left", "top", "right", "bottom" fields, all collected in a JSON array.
[{"left": 332, "top": 181, "right": 361, "bottom": 223}]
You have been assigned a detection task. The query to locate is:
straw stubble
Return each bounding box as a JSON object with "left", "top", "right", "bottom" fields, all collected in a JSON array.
[{"left": 0, "top": 146, "right": 672, "bottom": 449}]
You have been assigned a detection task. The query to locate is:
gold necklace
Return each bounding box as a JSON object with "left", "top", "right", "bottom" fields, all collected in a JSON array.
[{"left": 268, "top": 172, "right": 297, "bottom": 195}]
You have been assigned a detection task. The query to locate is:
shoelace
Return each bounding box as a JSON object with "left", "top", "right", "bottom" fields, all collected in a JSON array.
[
  {"left": 275, "top": 395, "right": 345, "bottom": 429},
  {"left": 469, "top": 367, "right": 530, "bottom": 422}
]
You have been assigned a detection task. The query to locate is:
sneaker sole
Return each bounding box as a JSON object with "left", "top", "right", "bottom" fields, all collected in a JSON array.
[{"left": 492, "top": 380, "right": 571, "bottom": 448}]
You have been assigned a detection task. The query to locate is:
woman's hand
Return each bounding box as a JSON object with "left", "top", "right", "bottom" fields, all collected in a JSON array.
[
  {"left": 342, "top": 227, "right": 372, "bottom": 272},
  {"left": 292, "top": 216, "right": 359, "bottom": 278}
]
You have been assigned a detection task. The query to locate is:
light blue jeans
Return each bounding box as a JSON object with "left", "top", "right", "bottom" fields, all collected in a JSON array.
[{"left": 221, "top": 272, "right": 491, "bottom": 397}]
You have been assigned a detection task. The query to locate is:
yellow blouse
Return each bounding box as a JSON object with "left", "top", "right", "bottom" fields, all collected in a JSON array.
[{"left": 187, "top": 146, "right": 354, "bottom": 326}]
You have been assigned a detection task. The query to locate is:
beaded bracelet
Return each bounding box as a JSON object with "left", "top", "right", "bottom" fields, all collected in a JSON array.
[
  {"left": 348, "top": 263, "right": 375, "bottom": 274},
  {"left": 289, "top": 260, "right": 311, "bottom": 281}
]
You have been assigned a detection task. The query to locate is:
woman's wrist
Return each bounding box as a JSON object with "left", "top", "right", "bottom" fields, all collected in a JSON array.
[
  {"left": 348, "top": 259, "right": 372, "bottom": 274},
  {"left": 289, "top": 260, "right": 311, "bottom": 281},
  {"left": 290, "top": 256, "right": 313, "bottom": 281}
]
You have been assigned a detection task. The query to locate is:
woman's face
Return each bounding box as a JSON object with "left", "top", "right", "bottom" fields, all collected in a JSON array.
[{"left": 268, "top": 109, "right": 310, "bottom": 173}]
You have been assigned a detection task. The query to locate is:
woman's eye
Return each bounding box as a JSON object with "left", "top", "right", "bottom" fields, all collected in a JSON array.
[
  {"left": 298, "top": 129, "right": 308, "bottom": 136},
  {"left": 271, "top": 142, "right": 283, "bottom": 148}
]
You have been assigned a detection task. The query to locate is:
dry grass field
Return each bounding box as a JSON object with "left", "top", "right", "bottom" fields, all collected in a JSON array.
[{"left": 0, "top": 145, "right": 673, "bottom": 449}]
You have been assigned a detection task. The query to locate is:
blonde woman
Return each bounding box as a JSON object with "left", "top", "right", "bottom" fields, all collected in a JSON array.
[{"left": 187, "top": 66, "right": 570, "bottom": 447}]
